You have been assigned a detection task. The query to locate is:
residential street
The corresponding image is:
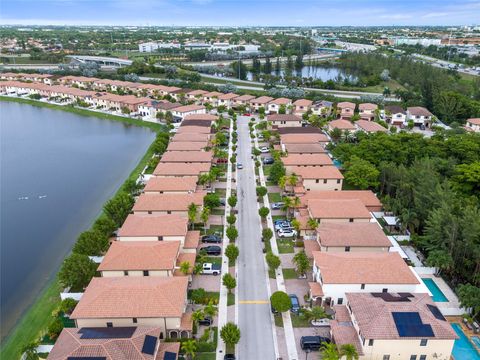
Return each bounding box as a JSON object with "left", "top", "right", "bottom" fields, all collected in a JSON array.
[{"left": 236, "top": 116, "right": 277, "bottom": 359}]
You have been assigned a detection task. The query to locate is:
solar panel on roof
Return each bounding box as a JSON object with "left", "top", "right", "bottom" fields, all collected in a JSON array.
[
  {"left": 79, "top": 327, "right": 136, "bottom": 339},
  {"left": 397, "top": 292, "right": 414, "bottom": 298},
  {"left": 142, "top": 335, "right": 157, "bottom": 355},
  {"left": 392, "top": 312, "right": 434, "bottom": 337},
  {"left": 427, "top": 304, "right": 446, "bottom": 321},
  {"left": 371, "top": 293, "right": 411, "bottom": 302},
  {"left": 164, "top": 351, "right": 177, "bottom": 360}
]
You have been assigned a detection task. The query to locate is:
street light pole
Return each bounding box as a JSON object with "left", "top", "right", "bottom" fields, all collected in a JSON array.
[{"left": 305, "top": 349, "right": 311, "bottom": 360}]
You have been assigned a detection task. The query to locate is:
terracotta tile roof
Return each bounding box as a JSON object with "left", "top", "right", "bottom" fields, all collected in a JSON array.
[
  {"left": 385, "top": 105, "right": 406, "bottom": 115},
  {"left": 298, "top": 190, "right": 382, "bottom": 211},
  {"left": 71, "top": 276, "right": 188, "bottom": 319},
  {"left": 267, "top": 114, "right": 301, "bottom": 122},
  {"left": 280, "top": 133, "right": 329, "bottom": 144},
  {"left": 293, "top": 99, "right": 313, "bottom": 107},
  {"left": 180, "top": 313, "right": 194, "bottom": 331},
  {"left": 217, "top": 93, "right": 239, "bottom": 100},
  {"left": 204, "top": 91, "right": 223, "bottom": 98},
  {"left": 283, "top": 153, "right": 333, "bottom": 166},
  {"left": 285, "top": 143, "right": 326, "bottom": 154},
  {"left": 118, "top": 214, "right": 188, "bottom": 237},
  {"left": 234, "top": 94, "right": 256, "bottom": 101},
  {"left": 337, "top": 101, "right": 355, "bottom": 109},
  {"left": 303, "top": 240, "right": 321, "bottom": 259},
  {"left": 167, "top": 142, "right": 208, "bottom": 151},
  {"left": 270, "top": 97, "right": 291, "bottom": 105},
  {"left": 318, "top": 222, "right": 391, "bottom": 248},
  {"left": 309, "top": 282, "right": 324, "bottom": 297},
  {"left": 467, "top": 118, "right": 480, "bottom": 125},
  {"left": 171, "top": 133, "right": 210, "bottom": 142},
  {"left": 329, "top": 119, "right": 356, "bottom": 130},
  {"left": 187, "top": 89, "right": 208, "bottom": 96},
  {"left": 251, "top": 96, "right": 274, "bottom": 104},
  {"left": 160, "top": 151, "right": 213, "bottom": 163},
  {"left": 183, "top": 114, "right": 218, "bottom": 121},
  {"left": 330, "top": 320, "right": 364, "bottom": 356},
  {"left": 184, "top": 231, "right": 201, "bottom": 249},
  {"left": 290, "top": 166, "right": 343, "bottom": 180},
  {"left": 308, "top": 199, "right": 370, "bottom": 219},
  {"left": 346, "top": 292, "right": 458, "bottom": 340},
  {"left": 312, "top": 251, "right": 419, "bottom": 284},
  {"left": 144, "top": 176, "right": 198, "bottom": 192},
  {"left": 173, "top": 104, "right": 206, "bottom": 113},
  {"left": 277, "top": 126, "right": 324, "bottom": 134},
  {"left": 333, "top": 305, "right": 351, "bottom": 322},
  {"left": 47, "top": 326, "right": 161, "bottom": 360},
  {"left": 153, "top": 162, "right": 210, "bottom": 176},
  {"left": 359, "top": 103, "right": 378, "bottom": 111},
  {"left": 407, "top": 106, "right": 433, "bottom": 117},
  {"left": 176, "top": 253, "right": 196, "bottom": 273},
  {"left": 176, "top": 125, "right": 212, "bottom": 134},
  {"left": 98, "top": 241, "right": 180, "bottom": 271},
  {"left": 155, "top": 342, "right": 180, "bottom": 360},
  {"left": 356, "top": 119, "right": 388, "bottom": 133},
  {"left": 133, "top": 192, "right": 205, "bottom": 212}
]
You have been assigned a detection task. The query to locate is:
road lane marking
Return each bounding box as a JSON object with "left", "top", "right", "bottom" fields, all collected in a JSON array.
[{"left": 238, "top": 300, "right": 269, "bottom": 304}]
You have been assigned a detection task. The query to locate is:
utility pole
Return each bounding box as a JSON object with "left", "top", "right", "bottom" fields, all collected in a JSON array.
[{"left": 238, "top": 52, "right": 240, "bottom": 79}]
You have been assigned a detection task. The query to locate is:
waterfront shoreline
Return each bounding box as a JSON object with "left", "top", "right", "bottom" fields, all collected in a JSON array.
[{"left": 0, "top": 98, "right": 166, "bottom": 359}]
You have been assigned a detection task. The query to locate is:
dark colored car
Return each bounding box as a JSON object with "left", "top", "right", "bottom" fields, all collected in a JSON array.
[
  {"left": 219, "top": 198, "right": 226, "bottom": 206},
  {"left": 224, "top": 355, "right": 236, "bottom": 360},
  {"left": 200, "top": 246, "right": 222, "bottom": 256},
  {"left": 289, "top": 294, "right": 300, "bottom": 314},
  {"left": 300, "top": 336, "right": 331, "bottom": 351},
  {"left": 201, "top": 234, "right": 222, "bottom": 243},
  {"left": 263, "top": 157, "right": 274, "bottom": 165},
  {"left": 198, "top": 317, "right": 212, "bottom": 326}
]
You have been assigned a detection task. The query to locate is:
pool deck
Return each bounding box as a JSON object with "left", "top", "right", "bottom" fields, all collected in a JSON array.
[
  {"left": 421, "top": 275, "right": 464, "bottom": 316},
  {"left": 449, "top": 317, "right": 480, "bottom": 352}
]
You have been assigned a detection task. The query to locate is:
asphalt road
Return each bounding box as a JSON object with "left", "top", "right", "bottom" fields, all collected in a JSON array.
[{"left": 236, "top": 116, "right": 277, "bottom": 359}]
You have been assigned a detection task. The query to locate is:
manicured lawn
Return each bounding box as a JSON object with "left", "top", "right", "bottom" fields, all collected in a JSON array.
[
  {"left": 269, "top": 268, "right": 276, "bottom": 279},
  {"left": 210, "top": 208, "right": 224, "bottom": 215},
  {"left": 198, "top": 256, "right": 222, "bottom": 265},
  {"left": 206, "top": 225, "right": 224, "bottom": 235},
  {"left": 274, "top": 314, "right": 284, "bottom": 327},
  {"left": 277, "top": 238, "right": 295, "bottom": 254},
  {"left": 282, "top": 268, "right": 298, "bottom": 280},
  {"left": 291, "top": 314, "right": 311, "bottom": 328},
  {"left": 263, "top": 165, "right": 272, "bottom": 176},
  {"left": 227, "top": 293, "right": 235, "bottom": 306},
  {"left": 214, "top": 188, "right": 227, "bottom": 197},
  {"left": 195, "top": 353, "right": 216, "bottom": 360},
  {"left": 266, "top": 181, "right": 276, "bottom": 186},
  {"left": 272, "top": 215, "right": 287, "bottom": 222},
  {"left": 268, "top": 193, "right": 282, "bottom": 203}
]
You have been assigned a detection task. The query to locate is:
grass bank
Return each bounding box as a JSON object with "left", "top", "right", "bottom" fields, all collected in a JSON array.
[{"left": 0, "top": 97, "right": 167, "bottom": 359}]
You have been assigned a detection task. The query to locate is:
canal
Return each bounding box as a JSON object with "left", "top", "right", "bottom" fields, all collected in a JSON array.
[{"left": 0, "top": 101, "right": 156, "bottom": 339}]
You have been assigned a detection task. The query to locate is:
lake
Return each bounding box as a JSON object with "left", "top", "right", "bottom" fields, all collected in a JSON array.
[
  {"left": 246, "top": 65, "right": 355, "bottom": 81},
  {"left": 0, "top": 102, "right": 156, "bottom": 340}
]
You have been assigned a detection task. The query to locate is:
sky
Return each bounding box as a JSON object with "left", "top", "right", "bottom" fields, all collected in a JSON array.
[{"left": 1, "top": 0, "right": 480, "bottom": 27}]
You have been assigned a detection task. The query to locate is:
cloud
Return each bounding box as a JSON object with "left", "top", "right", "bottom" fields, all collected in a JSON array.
[{"left": 422, "top": 12, "right": 449, "bottom": 18}]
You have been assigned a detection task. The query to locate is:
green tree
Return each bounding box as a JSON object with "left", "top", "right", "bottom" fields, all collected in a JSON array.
[
  {"left": 256, "top": 186, "right": 268, "bottom": 197},
  {"left": 228, "top": 195, "right": 237, "bottom": 208},
  {"left": 344, "top": 156, "right": 380, "bottom": 189},
  {"left": 426, "top": 250, "right": 453, "bottom": 276},
  {"left": 301, "top": 306, "right": 327, "bottom": 322},
  {"left": 330, "top": 127, "right": 343, "bottom": 142},
  {"left": 220, "top": 322, "right": 241, "bottom": 347},
  {"left": 204, "top": 193, "right": 221, "bottom": 208},
  {"left": 293, "top": 250, "right": 309, "bottom": 276},
  {"left": 457, "top": 284, "right": 480, "bottom": 319},
  {"left": 181, "top": 339, "right": 197, "bottom": 360},
  {"left": 72, "top": 230, "right": 109, "bottom": 256},
  {"left": 258, "top": 206, "right": 270, "bottom": 220},
  {"left": 225, "top": 244, "right": 239, "bottom": 264},
  {"left": 340, "top": 344, "right": 359, "bottom": 360},
  {"left": 266, "top": 251, "right": 281, "bottom": 271},
  {"left": 192, "top": 309, "right": 205, "bottom": 327},
  {"left": 222, "top": 273, "right": 237, "bottom": 293},
  {"left": 307, "top": 218, "right": 319, "bottom": 230},
  {"left": 452, "top": 161, "right": 480, "bottom": 196},
  {"left": 92, "top": 216, "right": 117, "bottom": 236},
  {"left": 262, "top": 228, "right": 273, "bottom": 242},
  {"left": 187, "top": 203, "right": 198, "bottom": 229},
  {"left": 103, "top": 192, "right": 134, "bottom": 227},
  {"left": 291, "top": 218, "right": 301, "bottom": 239},
  {"left": 321, "top": 342, "right": 340, "bottom": 360},
  {"left": 270, "top": 291, "right": 291, "bottom": 313},
  {"left": 226, "top": 226, "right": 238, "bottom": 242},
  {"left": 47, "top": 317, "right": 63, "bottom": 339},
  {"left": 201, "top": 206, "right": 211, "bottom": 228},
  {"left": 59, "top": 298, "right": 78, "bottom": 315},
  {"left": 204, "top": 301, "right": 218, "bottom": 323},
  {"left": 180, "top": 261, "right": 191, "bottom": 275},
  {"left": 58, "top": 253, "right": 97, "bottom": 290},
  {"left": 269, "top": 161, "right": 286, "bottom": 184},
  {"left": 21, "top": 342, "right": 39, "bottom": 360}
]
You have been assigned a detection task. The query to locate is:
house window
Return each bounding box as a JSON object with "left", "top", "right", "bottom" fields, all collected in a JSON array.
[
  {"left": 148, "top": 211, "right": 152, "bottom": 215},
  {"left": 316, "top": 179, "right": 319, "bottom": 183},
  {"left": 107, "top": 322, "right": 113, "bottom": 327},
  {"left": 382, "top": 288, "right": 388, "bottom": 293},
  {"left": 361, "top": 284, "right": 365, "bottom": 289},
  {"left": 419, "top": 356, "right": 426, "bottom": 360},
  {"left": 123, "top": 271, "right": 128, "bottom": 276},
  {"left": 345, "top": 246, "right": 351, "bottom": 252},
  {"left": 368, "top": 339, "right": 374, "bottom": 346},
  {"left": 420, "top": 339, "right": 428, "bottom": 346},
  {"left": 143, "top": 270, "right": 149, "bottom": 276},
  {"left": 133, "top": 318, "right": 137, "bottom": 323},
  {"left": 337, "top": 298, "right": 343, "bottom": 305},
  {"left": 383, "top": 356, "right": 390, "bottom": 360},
  {"left": 158, "top": 236, "right": 163, "bottom": 241},
  {"left": 167, "top": 211, "right": 172, "bottom": 214},
  {"left": 337, "top": 179, "right": 341, "bottom": 184},
  {"left": 410, "top": 356, "right": 417, "bottom": 360},
  {"left": 323, "top": 179, "right": 327, "bottom": 184},
  {"left": 349, "top": 218, "right": 354, "bottom": 223}
]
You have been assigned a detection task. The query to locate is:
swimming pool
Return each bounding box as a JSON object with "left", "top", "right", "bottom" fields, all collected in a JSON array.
[
  {"left": 422, "top": 278, "right": 448, "bottom": 302},
  {"left": 473, "top": 336, "right": 480, "bottom": 348},
  {"left": 333, "top": 159, "right": 342, "bottom": 168},
  {"left": 451, "top": 323, "right": 480, "bottom": 360}
]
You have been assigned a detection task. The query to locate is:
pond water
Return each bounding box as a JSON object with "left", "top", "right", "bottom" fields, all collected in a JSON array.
[
  {"left": 0, "top": 102, "right": 156, "bottom": 340},
  {"left": 246, "top": 65, "right": 355, "bottom": 81}
]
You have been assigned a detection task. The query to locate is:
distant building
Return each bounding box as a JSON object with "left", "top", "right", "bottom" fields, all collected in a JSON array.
[{"left": 138, "top": 42, "right": 181, "bottom": 52}]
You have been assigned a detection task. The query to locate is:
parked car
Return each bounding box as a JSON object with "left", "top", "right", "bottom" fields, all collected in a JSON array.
[
  {"left": 198, "top": 317, "right": 213, "bottom": 326},
  {"left": 243, "top": 113, "right": 251, "bottom": 117},
  {"left": 259, "top": 146, "right": 269, "bottom": 153},
  {"left": 271, "top": 202, "right": 285, "bottom": 210},
  {"left": 300, "top": 336, "right": 331, "bottom": 351},
  {"left": 237, "top": 162, "right": 243, "bottom": 169},
  {"left": 201, "top": 263, "right": 221, "bottom": 275},
  {"left": 201, "top": 234, "right": 222, "bottom": 243},
  {"left": 263, "top": 157, "right": 274, "bottom": 165},
  {"left": 216, "top": 158, "right": 228, "bottom": 164},
  {"left": 311, "top": 318, "right": 330, "bottom": 327},
  {"left": 420, "top": 124, "right": 426, "bottom": 130},
  {"left": 219, "top": 198, "right": 226, "bottom": 206},
  {"left": 200, "top": 246, "right": 222, "bottom": 256},
  {"left": 224, "top": 354, "right": 236, "bottom": 360},
  {"left": 277, "top": 228, "right": 297, "bottom": 238},
  {"left": 274, "top": 220, "right": 291, "bottom": 230},
  {"left": 289, "top": 294, "right": 300, "bottom": 314}
]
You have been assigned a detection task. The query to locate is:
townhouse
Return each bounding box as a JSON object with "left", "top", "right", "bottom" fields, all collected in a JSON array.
[
  {"left": 358, "top": 103, "right": 378, "bottom": 121},
  {"left": 317, "top": 222, "right": 391, "bottom": 252},
  {"left": 232, "top": 94, "right": 256, "bottom": 108},
  {"left": 202, "top": 91, "right": 223, "bottom": 106},
  {"left": 283, "top": 153, "right": 334, "bottom": 171},
  {"left": 153, "top": 162, "right": 211, "bottom": 177},
  {"left": 297, "top": 190, "right": 383, "bottom": 212},
  {"left": 70, "top": 276, "right": 193, "bottom": 339},
  {"left": 144, "top": 176, "right": 198, "bottom": 194},
  {"left": 160, "top": 151, "right": 213, "bottom": 164},
  {"left": 407, "top": 106, "right": 434, "bottom": 127},
  {"left": 249, "top": 96, "right": 274, "bottom": 111},
  {"left": 311, "top": 100, "right": 333, "bottom": 117},
  {"left": 337, "top": 101, "right": 356, "bottom": 120},
  {"left": 289, "top": 166, "right": 343, "bottom": 191},
  {"left": 280, "top": 133, "right": 329, "bottom": 146},
  {"left": 186, "top": 89, "right": 208, "bottom": 102},
  {"left": 47, "top": 327, "right": 180, "bottom": 360},
  {"left": 267, "top": 114, "right": 303, "bottom": 128},
  {"left": 171, "top": 132, "right": 211, "bottom": 143},
  {"left": 132, "top": 192, "right": 205, "bottom": 216},
  {"left": 465, "top": 118, "right": 480, "bottom": 132},
  {"left": 284, "top": 143, "right": 326, "bottom": 154},
  {"left": 328, "top": 119, "right": 356, "bottom": 132},
  {"left": 292, "top": 99, "right": 313, "bottom": 115},
  {"left": 307, "top": 199, "right": 371, "bottom": 223},
  {"left": 166, "top": 141, "right": 208, "bottom": 151},
  {"left": 176, "top": 125, "right": 212, "bottom": 135},
  {"left": 138, "top": 100, "right": 182, "bottom": 118},
  {"left": 310, "top": 251, "right": 427, "bottom": 306},
  {"left": 330, "top": 292, "right": 457, "bottom": 360},
  {"left": 355, "top": 119, "right": 388, "bottom": 133},
  {"left": 385, "top": 105, "right": 407, "bottom": 126},
  {"left": 217, "top": 92, "right": 239, "bottom": 108},
  {"left": 267, "top": 97, "right": 292, "bottom": 114},
  {"left": 171, "top": 104, "right": 206, "bottom": 120}
]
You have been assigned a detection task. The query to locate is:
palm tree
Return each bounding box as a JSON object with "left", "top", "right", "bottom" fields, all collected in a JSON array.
[
  {"left": 192, "top": 309, "right": 205, "bottom": 328},
  {"left": 291, "top": 196, "right": 301, "bottom": 217},
  {"left": 278, "top": 176, "right": 288, "bottom": 195},
  {"left": 293, "top": 250, "right": 310, "bottom": 276},
  {"left": 321, "top": 342, "right": 340, "bottom": 360},
  {"left": 187, "top": 203, "right": 198, "bottom": 230},
  {"left": 301, "top": 306, "right": 327, "bottom": 322},
  {"left": 282, "top": 197, "right": 293, "bottom": 219},
  {"left": 204, "top": 301, "right": 218, "bottom": 329},
  {"left": 180, "top": 261, "right": 191, "bottom": 275},
  {"left": 201, "top": 207, "right": 211, "bottom": 228},
  {"left": 287, "top": 173, "right": 298, "bottom": 188},
  {"left": 307, "top": 218, "right": 318, "bottom": 231},
  {"left": 340, "top": 344, "right": 359, "bottom": 360},
  {"left": 181, "top": 339, "right": 197, "bottom": 360},
  {"left": 399, "top": 208, "right": 419, "bottom": 234},
  {"left": 330, "top": 128, "right": 342, "bottom": 142}
]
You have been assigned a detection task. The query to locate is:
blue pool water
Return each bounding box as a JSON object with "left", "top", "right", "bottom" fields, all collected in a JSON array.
[
  {"left": 422, "top": 278, "right": 448, "bottom": 302},
  {"left": 451, "top": 323, "right": 480, "bottom": 360},
  {"left": 333, "top": 159, "right": 342, "bottom": 168},
  {"left": 473, "top": 336, "right": 480, "bottom": 348}
]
